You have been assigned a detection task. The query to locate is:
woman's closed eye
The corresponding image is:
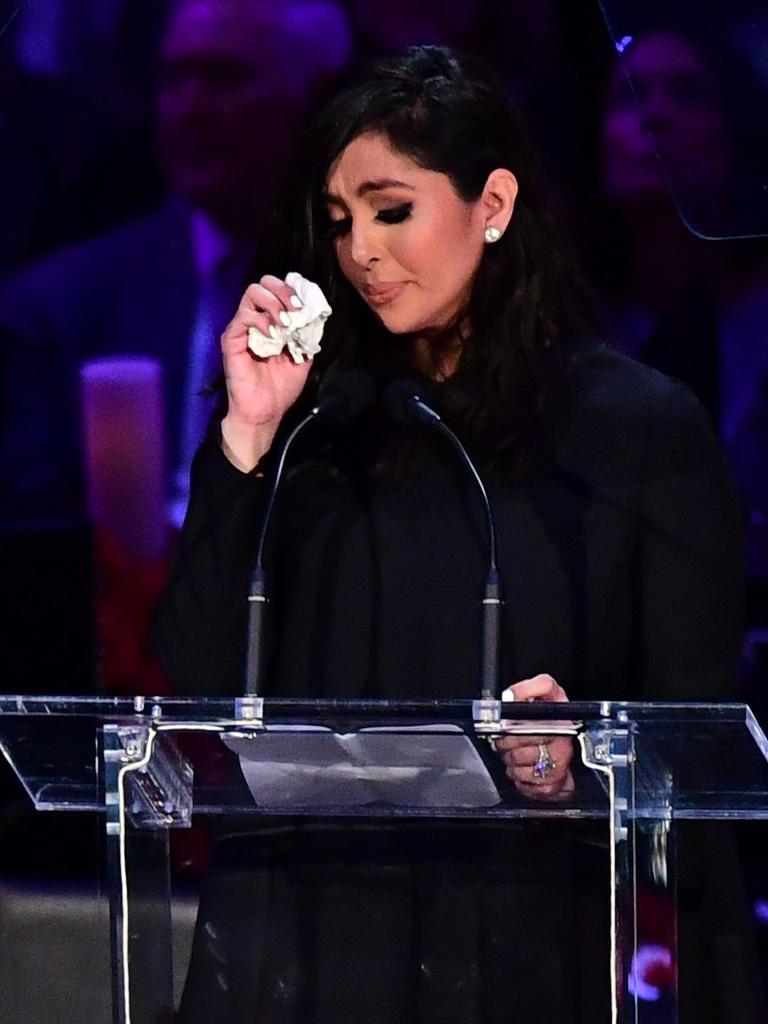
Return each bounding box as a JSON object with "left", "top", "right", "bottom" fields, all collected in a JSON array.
[
  {"left": 328, "top": 202, "right": 413, "bottom": 238},
  {"left": 375, "top": 202, "right": 413, "bottom": 225}
]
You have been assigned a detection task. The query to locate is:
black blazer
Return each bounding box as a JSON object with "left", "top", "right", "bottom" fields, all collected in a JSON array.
[
  {"left": 154, "top": 339, "right": 743, "bottom": 704},
  {"left": 157, "top": 340, "right": 763, "bottom": 1024}
]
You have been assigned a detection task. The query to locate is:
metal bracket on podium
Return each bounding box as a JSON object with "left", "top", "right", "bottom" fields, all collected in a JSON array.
[
  {"left": 231, "top": 695, "right": 264, "bottom": 732},
  {"left": 580, "top": 712, "right": 634, "bottom": 845},
  {"left": 472, "top": 698, "right": 502, "bottom": 736},
  {"left": 103, "top": 724, "right": 193, "bottom": 831}
]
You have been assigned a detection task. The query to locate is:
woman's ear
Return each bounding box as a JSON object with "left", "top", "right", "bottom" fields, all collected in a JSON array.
[{"left": 480, "top": 169, "right": 518, "bottom": 241}]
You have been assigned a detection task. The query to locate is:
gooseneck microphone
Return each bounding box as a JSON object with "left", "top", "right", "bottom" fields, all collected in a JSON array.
[
  {"left": 384, "top": 378, "right": 503, "bottom": 700},
  {"left": 245, "top": 368, "right": 376, "bottom": 695}
]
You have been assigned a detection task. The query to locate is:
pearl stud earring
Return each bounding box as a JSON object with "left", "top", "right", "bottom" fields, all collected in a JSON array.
[{"left": 484, "top": 226, "right": 502, "bottom": 243}]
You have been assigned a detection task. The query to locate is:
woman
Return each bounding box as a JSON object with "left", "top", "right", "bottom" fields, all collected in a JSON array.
[{"left": 155, "top": 46, "right": 748, "bottom": 1023}]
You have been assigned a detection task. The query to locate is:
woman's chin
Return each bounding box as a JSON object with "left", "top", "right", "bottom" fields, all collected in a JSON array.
[
  {"left": 374, "top": 307, "right": 450, "bottom": 337},
  {"left": 373, "top": 308, "right": 421, "bottom": 335}
]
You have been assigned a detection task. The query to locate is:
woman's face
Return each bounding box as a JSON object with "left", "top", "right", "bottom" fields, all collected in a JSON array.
[{"left": 324, "top": 132, "right": 488, "bottom": 337}]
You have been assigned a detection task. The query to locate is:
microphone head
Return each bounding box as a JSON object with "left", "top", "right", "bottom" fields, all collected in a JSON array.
[
  {"left": 319, "top": 368, "right": 376, "bottom": 423},
  {"left": 383, "top": 377, "right": 434, "bottom": 425}
]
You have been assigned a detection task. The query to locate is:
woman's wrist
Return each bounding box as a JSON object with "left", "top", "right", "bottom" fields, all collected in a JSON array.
[{"left": 220, "top": 413, "right": 279, "bottom": 473}]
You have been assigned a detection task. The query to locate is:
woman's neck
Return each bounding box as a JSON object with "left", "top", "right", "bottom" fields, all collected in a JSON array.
[{"left": 411, "top": 326, "right": 464, "bottom": 381}]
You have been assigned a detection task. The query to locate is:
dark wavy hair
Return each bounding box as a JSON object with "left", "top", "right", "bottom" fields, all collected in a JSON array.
[{"left": 258, "top": 45, "right": 596, "bottom": 481}]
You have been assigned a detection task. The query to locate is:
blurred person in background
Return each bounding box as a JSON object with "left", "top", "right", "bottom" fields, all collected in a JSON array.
[
  {"left": 589, "top": 21, "right": 768, "bottom": 625},
  {"left": 0, "top": 0, "right": 168, "bottom": 279},
  {"left": 0, "top": 0, "right": 354, "bottom": 534},
  {"left": 0, "top": 0, "right": 353, "bottom": 703}
]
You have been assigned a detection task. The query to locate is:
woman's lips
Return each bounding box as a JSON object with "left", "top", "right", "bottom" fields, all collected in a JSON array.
[{"left": 362, "top": 282, "right": 408, "bottom": 306}]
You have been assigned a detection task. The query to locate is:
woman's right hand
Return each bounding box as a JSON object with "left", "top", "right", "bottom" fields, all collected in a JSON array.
[
  {"left": 220, "top": 276, "right": 314, "bottom": 471},
  {"left": 494, "top": 675, "right": 575, "bottom": 802}
]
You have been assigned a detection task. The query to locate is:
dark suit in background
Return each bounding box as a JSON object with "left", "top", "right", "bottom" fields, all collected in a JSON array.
[
  {"left": 0, "top": 199, "right": 246, "bottom": 697},
  {"left": 0, "top": 202, "right": 197, "bottom": 528}
]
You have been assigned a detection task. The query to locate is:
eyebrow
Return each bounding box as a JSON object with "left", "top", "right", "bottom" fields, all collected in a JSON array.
[{"left": 324, "top": 179, "right": 415, "bottom": 204}]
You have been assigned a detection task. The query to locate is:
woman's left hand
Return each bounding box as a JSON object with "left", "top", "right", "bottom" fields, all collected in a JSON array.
[{"left": 494, "top": 673, "right": 575, "bottom": 801}]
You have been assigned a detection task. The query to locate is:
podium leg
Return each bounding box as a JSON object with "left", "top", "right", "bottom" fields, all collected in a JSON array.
[
  {"left": 103, "top": 725, "right": 175, "bottom": 1024},
  {"left": 581, "top": 718, "right": 677, "bottom": 1023}
]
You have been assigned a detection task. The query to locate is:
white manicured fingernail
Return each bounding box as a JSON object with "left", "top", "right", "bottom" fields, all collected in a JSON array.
[
  {"left": 289, "top": 295, "right": 302, "bottom": 309},
  {"left": 278, "top": 311, "right": 291, "bottom": 326}
]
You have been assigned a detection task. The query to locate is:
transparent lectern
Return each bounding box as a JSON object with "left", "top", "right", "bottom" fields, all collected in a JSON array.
[{"left": 1, "top": 694, "right": 767, "bottom": 1024}]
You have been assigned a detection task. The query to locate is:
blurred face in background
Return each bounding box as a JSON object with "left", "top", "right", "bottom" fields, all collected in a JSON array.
[
  {"left": 157, "top": 0, "right": 347, "bottom": 230},
  {"left": 602, "top": 31, "right": 731, "bottom": 208}
]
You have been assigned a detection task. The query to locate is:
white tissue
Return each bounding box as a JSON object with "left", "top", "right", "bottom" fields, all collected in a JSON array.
[{"left": 247, "top": 272, "right": 332, "bottom": 364}]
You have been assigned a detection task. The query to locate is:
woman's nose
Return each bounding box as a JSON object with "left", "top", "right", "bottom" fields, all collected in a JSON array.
[{"left": 350, "top": 224, "right": 380, "bottom": 267}]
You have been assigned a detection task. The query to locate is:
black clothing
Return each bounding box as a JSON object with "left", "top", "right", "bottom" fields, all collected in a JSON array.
[
  {"left": 156, "top": 340, "right": 743, "bottom": 703},
  {"left": 155, "top": 340, "right": 753, "bottom": 1023}
]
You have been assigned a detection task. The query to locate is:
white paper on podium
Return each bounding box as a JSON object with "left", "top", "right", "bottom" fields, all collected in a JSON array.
[{"left": 223, "top": 724, "right": 501, "bottom": 809}]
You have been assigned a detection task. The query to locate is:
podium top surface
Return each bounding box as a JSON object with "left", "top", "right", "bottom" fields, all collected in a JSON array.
[
  {"left": 1, "top": 696, "right": 767, "bottom": 820},
  {"left": 0, "top": 693, "right": 765, "bottom": 723}
]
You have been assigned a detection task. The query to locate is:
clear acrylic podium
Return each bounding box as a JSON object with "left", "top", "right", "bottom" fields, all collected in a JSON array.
[{"left": 2, "top": 694, "right": 768, "bottom": 1024}]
